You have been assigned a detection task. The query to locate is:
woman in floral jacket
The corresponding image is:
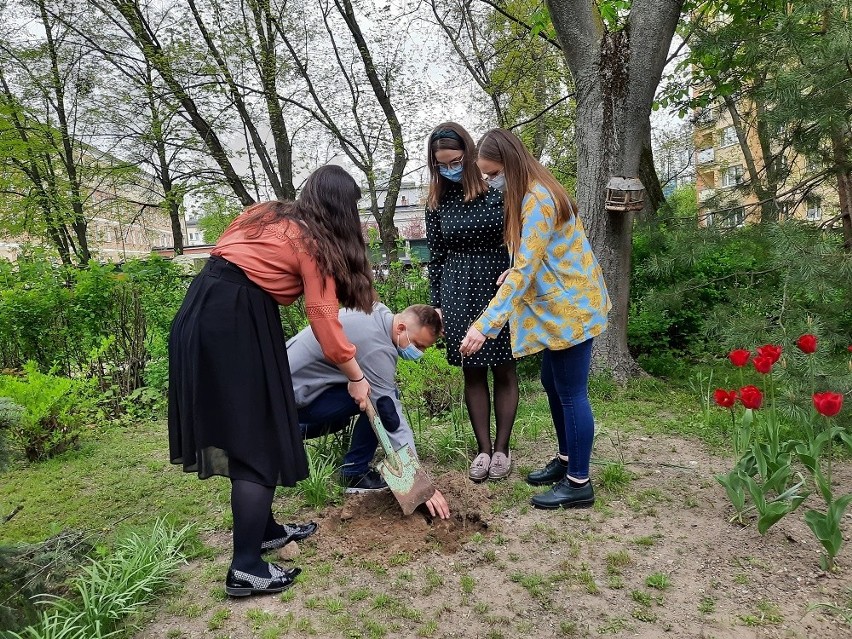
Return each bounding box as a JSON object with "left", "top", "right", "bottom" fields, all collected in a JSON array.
[{"left": 460, "top": 128, "right": 610, "bottom": 509}]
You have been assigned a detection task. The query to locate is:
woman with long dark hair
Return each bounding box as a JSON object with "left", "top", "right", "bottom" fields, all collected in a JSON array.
[
  {"left": 168, "top": 165, "right": 375, "bottom": 596},
  {"left": 426, "top": 122, "right": 519, "bottom": 482},
  {"left": 460, "top": 129, "right": 610, "bottom": 509}
]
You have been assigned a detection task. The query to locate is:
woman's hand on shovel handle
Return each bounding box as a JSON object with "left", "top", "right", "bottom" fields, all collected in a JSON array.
[
  {"left": 425, "top": 489, "right": 450, "bottom": 520},
  {"left": 347, "top": 378, "right": 371, "bottom": 411}
]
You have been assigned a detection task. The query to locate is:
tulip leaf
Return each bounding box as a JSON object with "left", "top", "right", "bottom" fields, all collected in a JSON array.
[{"left": 757, "top": 502, "right": 790, "bottom": 535}]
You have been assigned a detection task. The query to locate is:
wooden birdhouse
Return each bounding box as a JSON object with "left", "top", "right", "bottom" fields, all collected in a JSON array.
[{"left": 605, "top": 177, "right": 645, "bottom": 212}]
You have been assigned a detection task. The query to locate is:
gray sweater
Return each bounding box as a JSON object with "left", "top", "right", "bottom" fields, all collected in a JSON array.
[{"left": 286, "top": 303, "right": 416, "bottom": 455}]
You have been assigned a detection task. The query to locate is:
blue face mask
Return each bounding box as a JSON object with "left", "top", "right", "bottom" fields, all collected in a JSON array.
[
  {"left": 487, "top": 173, "right": 506, "bottom": 192},
  {"left": 397, "top": 329, "right": 424, "bottom": 361},
  {"left": 439, "top": 165, "right": 464, "bottom": 183}
]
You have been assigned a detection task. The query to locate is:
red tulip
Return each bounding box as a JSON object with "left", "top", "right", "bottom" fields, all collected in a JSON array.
[
  {"left": 728, "top": 349, "right": 751, "bottom": 367},
  {"left": 753, "top": 355, "right": 774, "bottom": 374},
  {"left": 795, "top": 334, "right": 817, "bottom": 354},
  {"left": 713, "top": 389, "right": 737, "bottom": 408},
  {"left": 739, "top": 385, "right": 763, "bottom": 410},
  {"left": 756, "top": 344, "right": 782, "bottom": 364},
  {"left": 813, "top": 392, "right": 844, "bottom": 417}
]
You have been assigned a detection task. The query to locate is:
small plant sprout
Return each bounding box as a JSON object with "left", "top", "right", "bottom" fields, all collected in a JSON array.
[{"left": 645, "top": 573, "right": 671, "bottom": 590}]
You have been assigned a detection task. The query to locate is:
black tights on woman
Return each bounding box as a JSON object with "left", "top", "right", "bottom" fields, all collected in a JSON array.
[
  {"left": 230, "top": 479, "right": 276, "bottom": 577},
  {"left": 463, "top": 361, "right": 519, "bottom": 455}
]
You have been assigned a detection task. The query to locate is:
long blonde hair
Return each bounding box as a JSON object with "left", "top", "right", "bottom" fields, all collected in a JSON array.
[
  {"left": 426, "top": 122, "right": 488, "bottom": 210},
  {"left": 476, "top": 128, "right": 576, "bottom": 251}
]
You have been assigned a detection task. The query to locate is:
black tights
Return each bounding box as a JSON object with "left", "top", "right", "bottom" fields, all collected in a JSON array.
[
  {"left": 463, "top": 361, "right": 519, "bottom": 455},
  {"left": 230, "top": 479, "right": 287, "bottom": 576}
]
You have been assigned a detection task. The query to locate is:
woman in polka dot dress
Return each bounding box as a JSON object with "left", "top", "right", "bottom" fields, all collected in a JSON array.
[{"left": 425, "top": 122, "right": 519, "bottom": 482}]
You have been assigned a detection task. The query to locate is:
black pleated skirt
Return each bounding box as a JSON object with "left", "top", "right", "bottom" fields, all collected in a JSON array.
[{"left": 167, "top": 255, "right": 309, "bottom": 487}]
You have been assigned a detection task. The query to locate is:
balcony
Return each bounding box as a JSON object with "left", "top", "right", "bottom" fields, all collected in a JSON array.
[
  {"left": 698, "top": 188, "right": 716, "bottom": 203},
  {"left": 696, "top": 148, "right": 715, "bottom": 165},
  {"left": 694, "top": 107, "right": 716, "bottom": 127}
]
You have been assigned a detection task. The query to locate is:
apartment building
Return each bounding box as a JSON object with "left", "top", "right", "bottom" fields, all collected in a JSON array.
[
  {"left": 0, "top": 148, "right": 183, "bottom": 263},
  {"left": 693, "top": 105, "right": 838, "bottom": 227}
]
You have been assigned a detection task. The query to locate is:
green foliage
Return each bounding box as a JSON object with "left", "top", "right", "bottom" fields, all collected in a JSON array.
[
  {"left": 0, "top": 255, "right": 187, "bottom": 418},
  {"left": 0, "top": 397, "right": 23, "bottom": 471},
  {"left": 298, "top": 437, "right": 344, "bottom": 509},
  {"left": 0, "top": 531, "right": 93, "bottom": 632},
  {"left": 372, "top": 262, "right": 430, "bottom": 313},
  {"left": 397, "top": 347, "right": 463, "bottom": 418},
  {"left": 630, "top": 215, "right": 852, "bottom": 378},
  {"left": 195, "top": 192, "right": 242, "bottom": 245},
  {"left": 0, "top": 364, "right": 89, "bottom": 462},
  {"left": 3, "top": 519, "right": 194, "bottom": 639}
]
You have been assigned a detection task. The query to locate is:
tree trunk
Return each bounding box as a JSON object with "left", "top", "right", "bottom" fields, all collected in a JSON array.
[
  {"left": 638, "top": 137, "right": 665, "bottom": 218},
  {"left": 547, "top": 0, "right": 684, "bottom": 381},
  {"left": 830, "top": 126, "right": 852, "bottom": 252},
  {"left": 335, "top": 0, "right": 406, "bottom": 263}
]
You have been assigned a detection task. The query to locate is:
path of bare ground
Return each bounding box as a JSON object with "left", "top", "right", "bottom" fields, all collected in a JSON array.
[{"left": 137, "top": 432, "right": 852, "bottom": 639}]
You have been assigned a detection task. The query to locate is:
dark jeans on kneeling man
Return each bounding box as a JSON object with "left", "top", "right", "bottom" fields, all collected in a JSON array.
[{"left": 298, "top": 385, "right": 398, "bottom": 479}]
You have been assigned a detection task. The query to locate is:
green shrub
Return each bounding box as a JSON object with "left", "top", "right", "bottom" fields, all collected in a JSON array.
[
  {"left": 4, "top": 519, "right": 194, "bottom": 639},
  {"left": 0, "top": 531, "right": 93, "bottom": 632},
  {"left": 0, "top": 397, "right": 23, "bottom": 471},
  {"left": 397, "top": 347, "right": 463, "bottom": 418},
  {"left": 0, "top": 363, "right": 89, "bottom": 462}
]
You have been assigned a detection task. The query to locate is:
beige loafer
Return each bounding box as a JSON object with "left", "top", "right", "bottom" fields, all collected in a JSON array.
[
  {"left": 469, "top": 452, "right": 491, "bottom": 482},
  {"left": 488, "top": 452, "right": 512, "bottom": 480}
]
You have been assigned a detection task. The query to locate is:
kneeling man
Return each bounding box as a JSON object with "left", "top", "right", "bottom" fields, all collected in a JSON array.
[{"left": 287, "top": 303, "right": 449, "bottom": 519}]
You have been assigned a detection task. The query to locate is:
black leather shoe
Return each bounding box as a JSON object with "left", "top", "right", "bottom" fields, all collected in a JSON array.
[
  {"left": 225, "top": 564, "right": 301, "bottom": 597},
  {"left": 342, "top": 469, "right": 388, "bottom": 494},
  {"left": 261, "top": 521, "right": 318, "bottom": 551},
  {"left": 526, "top": 457, "right": 568, "bottom": 486},
  {"left": 530, "top": 478, "right": 595, "bottom": 509}
]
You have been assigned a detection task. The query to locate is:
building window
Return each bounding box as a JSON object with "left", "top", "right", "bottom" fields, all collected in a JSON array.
[
  {"left": 720, "top": 126, "right": 738, "bottom": 148},
  {"left": 722, "top": 206, "right": 745, "bottom": 228},
  {"left": 721, "top": 165, "right": 744, "bottom": 188},
  {"left": 778, "top": 201, "right": 794, "bottom": 220},
  {"left": 806, "top": 197, "right": 822, "bottom": 221},
  {"left": 400, "top": 196, "right": 408, "bottom": 206}
]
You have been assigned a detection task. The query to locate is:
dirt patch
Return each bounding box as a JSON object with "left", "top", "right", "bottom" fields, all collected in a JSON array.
[
  {"left": 313, "top": 471, "right": 491, "bottom": 561},
  {"left": 134, "top": 433, "right": 852, "bottom": 639}
]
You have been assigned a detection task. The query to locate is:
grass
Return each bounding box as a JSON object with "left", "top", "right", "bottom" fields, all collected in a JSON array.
[
  {"left": 4, "top": 519, "right": 195, "bottom": 639},
  {"left": 645, "top": 573, "right": 672, "bottom": 590},
  {"left": 4, "top": 376, "right": 827, "bottom": 638},
  {"left": 0, "top": 421, "right": 230, "bottom": 544}
]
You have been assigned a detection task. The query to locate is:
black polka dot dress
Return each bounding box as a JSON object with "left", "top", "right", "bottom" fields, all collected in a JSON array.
[{"left": 426, "top": 184, "right": 513, "bottom": 367}]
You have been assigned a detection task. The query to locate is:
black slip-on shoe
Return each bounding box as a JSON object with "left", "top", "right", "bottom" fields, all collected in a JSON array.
[
  {"left": 526, "top": 456, "right": 569, "bottom": 486},
  {"left": 261, "top": 521, "right": 318, "bottom": 551},
  {"left": 530, "top": 478, "right": 595, "bottom": 509},
  {"left": 342, "top": 469, "right": 389, "bottom": 494},
  {"left": 225, "top": 564, "right": 301, "bottom": 597}
]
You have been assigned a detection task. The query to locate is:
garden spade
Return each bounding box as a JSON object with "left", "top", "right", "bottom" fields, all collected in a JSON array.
[{"left": 364, "top": 400, "right": 435, "bottom": 515}]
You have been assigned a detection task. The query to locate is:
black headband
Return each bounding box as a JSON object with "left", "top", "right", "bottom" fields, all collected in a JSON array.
[{"left": 431, "top": 129, "right": 463, "bottom": 143}]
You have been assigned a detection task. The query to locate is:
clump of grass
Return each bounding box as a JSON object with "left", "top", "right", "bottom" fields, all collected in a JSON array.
[
  {"left": 605, "top": 550, "right": 631, "bottom": 575},
  {"left": 598, "top": 462, "right": 633, "bottom": 493},
  {"left": 5, "top": 519, "right": 194, "bottom": 639},
  {"left": 645, "top": 573, "right": 671, "bottom": 590},
  {"left": 298, "top": 439, "right": 343, "bottom": 508}
]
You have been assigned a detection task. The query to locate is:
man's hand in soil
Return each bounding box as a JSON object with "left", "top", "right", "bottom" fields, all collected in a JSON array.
[{"left": 425, "top": 489, "right": 450, "bottom": 520}]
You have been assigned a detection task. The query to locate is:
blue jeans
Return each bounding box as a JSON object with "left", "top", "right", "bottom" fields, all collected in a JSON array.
[
  {"left": 540, "top": 338, "right": 595, "bottom": 480},
  {"left": 297, "top": 385, "right": 373, "bottom": 478}
]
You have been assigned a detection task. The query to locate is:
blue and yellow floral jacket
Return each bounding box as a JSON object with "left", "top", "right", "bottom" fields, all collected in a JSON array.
[{"left": 473, "top": 182, "right": 610, "bottom": 357}]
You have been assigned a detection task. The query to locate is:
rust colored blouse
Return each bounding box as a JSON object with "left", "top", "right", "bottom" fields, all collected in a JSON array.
[{"left": 211, "top": 218, "right": 356, "bottom": 364}]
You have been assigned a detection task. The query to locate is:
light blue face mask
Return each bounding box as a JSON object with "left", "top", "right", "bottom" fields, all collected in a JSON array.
[
  {"left": 487, "top": 173, "right": 506, "bottom": 192},
  {"left": 397, "top": 329, "right": 424, "bottom": 361},
  {"left": 439, "top": 165, "right": 464, "bottom": 183}
]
